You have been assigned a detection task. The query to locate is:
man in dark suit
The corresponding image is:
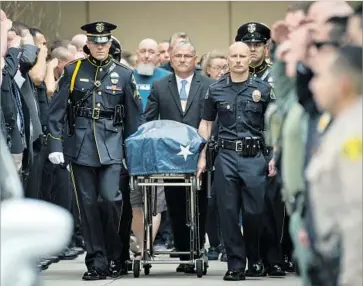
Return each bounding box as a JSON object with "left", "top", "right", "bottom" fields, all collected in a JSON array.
[{"left": 143, "top": 40, "right": 213, "bottom": 273}]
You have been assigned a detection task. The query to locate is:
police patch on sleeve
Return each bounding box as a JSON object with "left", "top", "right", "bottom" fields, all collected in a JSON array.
[{"left": 340, "top": 137, "right": 362, "bottom": 161}]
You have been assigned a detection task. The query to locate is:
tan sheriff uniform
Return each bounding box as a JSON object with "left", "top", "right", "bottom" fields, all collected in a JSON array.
[{"left": 306, "top": 97, "right": 362, "bottom": 286}]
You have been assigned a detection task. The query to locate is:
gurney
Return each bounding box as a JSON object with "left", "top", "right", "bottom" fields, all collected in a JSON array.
[{"left": 125, "top": 120, "right": 208, "bottom": 278}]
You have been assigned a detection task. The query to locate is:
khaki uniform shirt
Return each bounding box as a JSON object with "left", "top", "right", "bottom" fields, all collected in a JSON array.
[{"left": 306, "top": 97, "right": 362, "bottom": 286}]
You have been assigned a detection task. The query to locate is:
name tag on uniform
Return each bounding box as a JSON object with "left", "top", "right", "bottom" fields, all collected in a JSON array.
[
  {"left": 137, "top": 84, "right": 151, "bottom": 91},
  {"left": 79, "top": 78, "right": 89, "bottom": 82}
]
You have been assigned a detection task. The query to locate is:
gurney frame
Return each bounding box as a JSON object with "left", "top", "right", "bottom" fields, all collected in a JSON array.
[{"left": 130, "top": 174, "right": 208, "bottom": 278}]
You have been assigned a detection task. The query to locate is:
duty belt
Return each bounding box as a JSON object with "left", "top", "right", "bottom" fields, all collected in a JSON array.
[
  {"left": 75, "top": 107, "right": 114, "bottom": 120},
  {"left": 218, "top": 137, "right": 264, "bottom": 157}
]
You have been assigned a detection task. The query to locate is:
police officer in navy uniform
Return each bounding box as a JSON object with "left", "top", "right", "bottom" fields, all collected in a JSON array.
[
  {"left": 47, "top": 21, "right": 142, "bottom": 280},
  {"left": 235, "top": 22, "right": 286, "bottom": 277},
  {"left": 197, "top": 42, "right": 276, "bottom": 281},
  {"left": 235, "top": 22, "right": 273, "bottom": 84}
]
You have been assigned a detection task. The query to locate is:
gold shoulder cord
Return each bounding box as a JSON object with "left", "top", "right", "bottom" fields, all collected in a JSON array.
[{"left": 70, "top": 60, "right": 82, "bottom": 93}]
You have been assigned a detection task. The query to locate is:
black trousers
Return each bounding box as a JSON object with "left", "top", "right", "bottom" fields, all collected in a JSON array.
[
  {"left": 206, "top": 172, "right": 221, "bottom": 248},
  {"left": 117, "top": 166, "right": 133, "bottom": 262},
  {"left": 214, "top": 150, "right": 267, "bottom": 271},
  {"left": 100, "top": 166, "right": 133, "bottom": 263},
  {"left": 24, "top": 146, "right": 44, "bottom": 199},
  {"left": 163, "top": 174, "right": 208, "bottom": 260},
  {"left": 260, "top": 176, "right": 284, "bottom": 267},
  {"left": 70, "top": 163, "right": 122, "bottom": 271},
  {"left": 41, "top": 150, "right": 72, "bottom": 211}
]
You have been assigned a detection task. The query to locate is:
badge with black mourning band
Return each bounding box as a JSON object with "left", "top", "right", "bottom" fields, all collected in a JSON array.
[
  {"left": 252, "top": 89, "right": 261, "bottom": 102},
  {"left": 110, "top": 72, "right": 119, "bottom": 84}
]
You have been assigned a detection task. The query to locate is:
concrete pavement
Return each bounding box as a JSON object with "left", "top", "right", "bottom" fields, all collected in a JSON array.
[{"left": 42, "top": 255, "right": 301, "bottom": 286}]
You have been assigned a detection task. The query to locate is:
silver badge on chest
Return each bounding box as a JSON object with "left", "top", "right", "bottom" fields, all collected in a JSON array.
[
  {"left": 252, "top": 89, "right": 261, "bottom": 102},
  {"left": 110, "top": 72, "right": 119, "bottom": 84}
]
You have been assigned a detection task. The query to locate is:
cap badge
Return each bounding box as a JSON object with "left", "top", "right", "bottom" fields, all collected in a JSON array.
[
  {"left": 247, "top": 23, "right": 256, "bottom": 34},
  {"left": 252, "top": 89, "right": 261, "bottom": 102},
  {"left": 96, "top": 22, "right": 105, "bottom": 33}
]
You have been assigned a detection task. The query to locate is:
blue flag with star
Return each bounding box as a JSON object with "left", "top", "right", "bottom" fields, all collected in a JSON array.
[{"left": 125, "top": 120, "right": 206, "bottom": 176}]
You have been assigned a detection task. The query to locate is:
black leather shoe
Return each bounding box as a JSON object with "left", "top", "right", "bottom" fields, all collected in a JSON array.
[
  {"left": 267, "top": 265, "right": 286, "bottom": 277},
  {"left": 283, "top": 256, "right": 295, "bottom": 273},
  {"left": 109, "top": 260, "right": 122, "bottom": 278},
  {"left": 37, "top": 259, "right": 52, "bottom": 271},
  {"left": 246, "top": 261, "right": 266, "bottom": 277},
  {"left": 223, "top": 270, "right": 246, "bottom": 281},
  {"left": 59, "top": 247, "right": 78, "bottom": 260},
  {"left": 176, "top": 264, "right": 185, "bottom": 272},
  {"left": 82, "top": 268, "right": 107, "bottom": 280},
  {"left": 184, "top": 264, "right": 195, "bottom": 274}
]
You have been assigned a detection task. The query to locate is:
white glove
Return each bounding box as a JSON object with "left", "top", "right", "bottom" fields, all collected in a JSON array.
[{"left": 48, "top": 152, "right": 65, "bottom": 165}]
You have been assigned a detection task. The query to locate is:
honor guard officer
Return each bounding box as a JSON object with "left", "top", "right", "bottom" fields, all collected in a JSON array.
[
  {"left": 235, "top": 22, "right": 273, "bottom": 84},
  {"left": 197, "top": 42, "right": 276, "bottom": 281},
  {"left": 236, "top": 22, "right": 286, "bottom": 277},
  {"left": 47, "top": 21, "right": 142, "bottom": 280}
]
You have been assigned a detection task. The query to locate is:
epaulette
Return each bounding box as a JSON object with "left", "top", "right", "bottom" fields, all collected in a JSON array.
[
  {"left": 65, "top": 57, "right": 87, "bottom": 68},
  {"left": 111, "top": 58, "right": 132, "bottom": 71}
]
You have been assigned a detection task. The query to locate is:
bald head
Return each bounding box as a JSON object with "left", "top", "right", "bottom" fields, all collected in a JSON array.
[
  {"left": 136, "top": 38, "right": 159, "bottom": 69},
  {"left": 51, "top": 46, "right": 74, "bottom": 62},
  {"left": 138, "top": 38, "right": 158, "bottom": 51},
  {"left": 229, "top": 42, "right": 251, "bottom": 56},
  {"left": 71, "top": 34, "right": 87, "bottom": 51},
  {"left": 228, "top": 42, "right": 251, "bottom": 77}
]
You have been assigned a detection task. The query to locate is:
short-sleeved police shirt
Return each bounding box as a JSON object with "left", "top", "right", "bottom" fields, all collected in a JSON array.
[{"left": 202, "top": 75, "right": 272, "bottom": 140}]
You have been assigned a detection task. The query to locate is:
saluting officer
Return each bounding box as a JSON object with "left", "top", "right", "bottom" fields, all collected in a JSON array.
[
  {"left": 47, "top": 21, "right": 141, "bottom": 280},
  {"left": 197, "top": 42, "right": 275, "bottom": 281},
  {"left": 236, "top": 22, "right": 287, "bottom": 277}
]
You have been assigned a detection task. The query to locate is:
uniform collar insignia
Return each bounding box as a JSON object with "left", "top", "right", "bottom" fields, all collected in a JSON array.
[{"left": 88, "top": 55, "right": 112, "bottom": 67}]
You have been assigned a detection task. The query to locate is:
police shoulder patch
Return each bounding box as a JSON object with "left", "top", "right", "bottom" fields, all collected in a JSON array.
[
  {"left": 114, "top": 59, "right": 132, "bottom": 71},
  {"left": 340, "top": 136, "right": 362, "bottom": 161}
]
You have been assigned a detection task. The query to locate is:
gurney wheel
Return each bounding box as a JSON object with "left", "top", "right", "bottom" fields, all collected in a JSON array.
[
  {"left": 133, "top": 260, "right": 140, "bottom": 278},
  {"left": 144, "top": 264, "right": 151, "bottom": 275},
  {"left": 196, "top": 259, "right": 203, "bottom": 278}
]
